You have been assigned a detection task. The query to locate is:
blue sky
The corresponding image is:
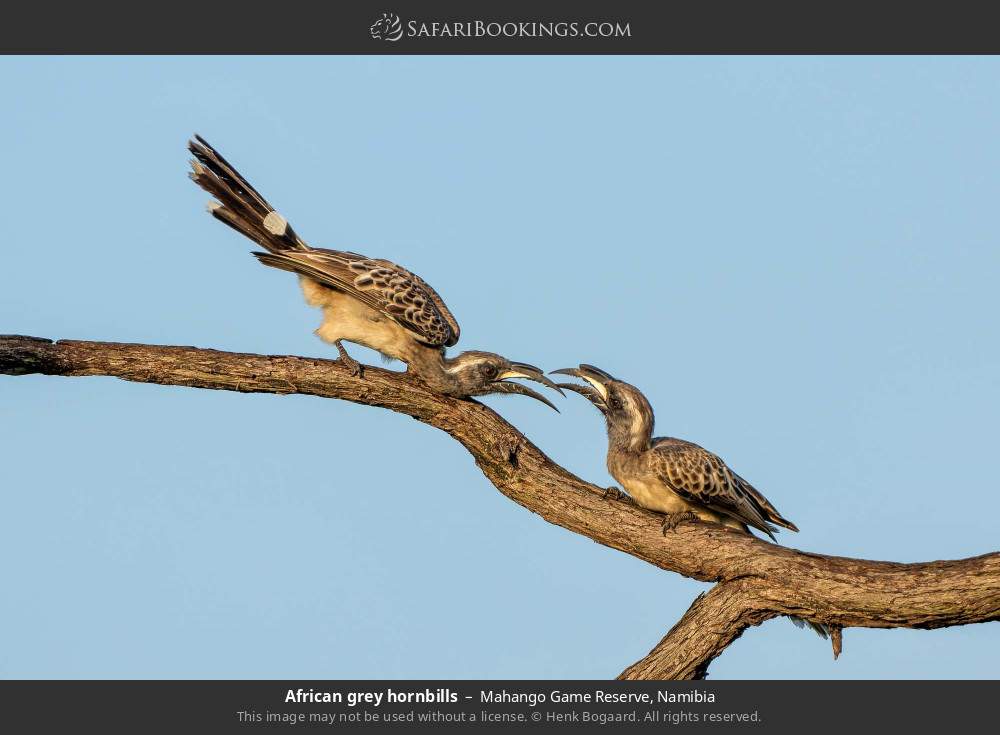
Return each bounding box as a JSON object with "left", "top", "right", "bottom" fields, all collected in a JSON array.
[{"left": 1, "top": 56, "right": 997, "bottom": 679}]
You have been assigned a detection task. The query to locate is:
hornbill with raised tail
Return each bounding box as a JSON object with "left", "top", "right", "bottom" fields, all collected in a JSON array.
[{"left": 187, "top": 135, "right": 561, "bottom": 409}]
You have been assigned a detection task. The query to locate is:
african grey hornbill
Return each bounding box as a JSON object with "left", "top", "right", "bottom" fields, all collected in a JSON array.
[
  {"left": 187, "top": 135, "right": 561, "bottom": 409},
  {"left": 552, "top": 364, "right": 799, "bottom": 541},
  {"left": 553, "top": 364, "right": 828, "bottom": 638}
]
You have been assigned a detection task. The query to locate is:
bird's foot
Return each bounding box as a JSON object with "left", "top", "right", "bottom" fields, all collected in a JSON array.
[
  {"left": 335, "top": 342, "right": 364, "bottom": 378},
  {"left": 602, "top": 486, "right": 633, "bottom": 504},
  {"left": 661, "top": 510, "right": 699, "bottom": 535},
  {"left": 338, "top": 354, "right": 364, "bottom": 378}
]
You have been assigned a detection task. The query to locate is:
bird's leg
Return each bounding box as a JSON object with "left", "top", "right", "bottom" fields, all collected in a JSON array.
[
  {"left": 334, "top": 340, "right": 363, "bottom": 378},
  {"left": 661, "top": 510, "right": 699, "bottom": 535},
  {"left": 603, "top": 486, "right": 633, "bottom": 504}
]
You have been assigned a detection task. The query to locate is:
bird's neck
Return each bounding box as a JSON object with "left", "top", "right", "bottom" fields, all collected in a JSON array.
[
  {"left": 406, "top": 347, "right": 461, "bottom": 394},
  {"left": 607, "top": 416, "right": 652, "bottom": 454}
]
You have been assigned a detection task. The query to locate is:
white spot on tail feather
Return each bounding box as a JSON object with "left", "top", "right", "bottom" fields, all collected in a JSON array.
[{"left": 263, "top": 211, "right": 288, "bottom": 236}]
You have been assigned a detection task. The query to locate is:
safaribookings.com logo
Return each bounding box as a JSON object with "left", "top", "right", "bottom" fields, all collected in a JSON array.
[
  {"left": 370, "top": 13, "right": 631, "bottom": 42},
  {"left": 370, "top": 13, "right": 403, "bottom": 41}
]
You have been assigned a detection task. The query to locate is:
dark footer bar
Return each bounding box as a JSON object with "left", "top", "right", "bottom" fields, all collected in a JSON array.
[{"left": 0, "top": 680, "right": 993, "bottom": 733}]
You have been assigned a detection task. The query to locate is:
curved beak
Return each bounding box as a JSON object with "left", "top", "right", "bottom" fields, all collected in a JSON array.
[
  {"left": 551, "top": 365, "right": 613, "bottom": 400},
  {"left": 551, "top": 365, "right": 619, "bottom": 415},
  {"left": 497, "top": 362, "right": 565, "bottom": 396},
  {"left": 554, "top": 381, "right": 608, "bottom": 413},
  {"left": 485, "top": 380, "right": 560, "bottom": 412}
]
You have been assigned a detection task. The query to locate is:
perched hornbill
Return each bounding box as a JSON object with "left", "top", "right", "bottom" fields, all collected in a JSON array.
[{"left": 187, "top": 135, "right": 561, "bottom": 409}]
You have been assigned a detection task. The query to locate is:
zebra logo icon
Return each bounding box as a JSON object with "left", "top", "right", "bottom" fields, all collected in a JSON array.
[{"left": 370, "top": 13, "right": 403, "bottom": 42}]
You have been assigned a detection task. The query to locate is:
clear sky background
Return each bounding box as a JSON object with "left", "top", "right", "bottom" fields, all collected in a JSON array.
[{"left": 2, "top": 57, "right": 997, "bottom": 679}]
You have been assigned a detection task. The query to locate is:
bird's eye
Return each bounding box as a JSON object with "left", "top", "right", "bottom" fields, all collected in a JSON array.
[
  {"left": 609, "top": 396, "right": 623, "bottom": 410},
  {"left": 482, "top": 364, "right": 498, "bottom": 378}
]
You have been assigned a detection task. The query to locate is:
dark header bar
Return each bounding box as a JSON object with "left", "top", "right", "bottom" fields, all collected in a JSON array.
[{"left": 3, "top": 1, "right": 1000, "bottom": 54}]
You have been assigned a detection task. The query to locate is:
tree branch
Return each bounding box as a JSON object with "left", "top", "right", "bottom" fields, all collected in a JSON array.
[
  {"left": 3, "top": 335, "right": 998, "bottom": 678},
  {"left": 618, "top": 580, "right": 769, "bottom": 680}
]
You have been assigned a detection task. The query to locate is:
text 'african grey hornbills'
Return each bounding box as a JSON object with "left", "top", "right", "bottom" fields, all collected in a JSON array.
[
  {"left": 553, "top": 364, "right": 827, "bottom": 637},
  {"left": 187, "top": 136, "right": 561, "bottom": 409}
]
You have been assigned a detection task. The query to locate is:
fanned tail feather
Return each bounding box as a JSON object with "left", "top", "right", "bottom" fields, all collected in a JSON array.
[{"left": 188, "top": 134, "right": 308, "bottom": 254}]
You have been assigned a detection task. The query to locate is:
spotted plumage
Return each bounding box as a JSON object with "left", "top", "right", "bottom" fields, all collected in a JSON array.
[
  {"left": 187, "top": 135, "right": 560, "bottom": 407},
  {"left": 648, "top": 438, "right": 797, "bottom": 540}
]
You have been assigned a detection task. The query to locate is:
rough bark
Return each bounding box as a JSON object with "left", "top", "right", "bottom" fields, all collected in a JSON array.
[{"left": 3, "top": 335, "right": 998, "bottom": 679}]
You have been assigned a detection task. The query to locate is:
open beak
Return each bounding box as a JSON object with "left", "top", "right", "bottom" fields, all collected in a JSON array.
[
  {"left": 486, "top": 381, "right": 560, "bottom": 412},
  {"left": 498, "top": 362, "right": 565, "bottom": 394},
  {"left": 550, "top": 365, "right": 613, "bottom": 414},
  {"left": 481, "top": 362, "right": 562, "bottom": 411}
]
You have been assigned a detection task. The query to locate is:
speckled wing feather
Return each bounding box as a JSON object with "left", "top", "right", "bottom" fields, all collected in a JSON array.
[
  {"left": 649, "top": 437, "right": 797, "bottom": 540},
  {"left": 254, "top": 249, "right": 461, "bottom": 348},
  {"left": 728, "top": 468, "right": 799, "bottom": 533}
]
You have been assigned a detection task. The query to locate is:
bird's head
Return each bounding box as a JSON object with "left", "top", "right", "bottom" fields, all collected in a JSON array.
[
  {"left": 445, "top": 351, "right": 564, "bottom": 410},
  {"left": 551, "top": 364, "right": 654, "bottom": 450}
]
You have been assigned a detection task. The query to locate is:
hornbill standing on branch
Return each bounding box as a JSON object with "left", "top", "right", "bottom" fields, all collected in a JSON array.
[
  {"left": 187, "top": 135, "right": 561, "bottom": 409},
  {"left": 552, "top": 364, "right": 799, "bottom": 539},
  {"left": 553, "top": 364, "right": 828, "bottom": 637}
]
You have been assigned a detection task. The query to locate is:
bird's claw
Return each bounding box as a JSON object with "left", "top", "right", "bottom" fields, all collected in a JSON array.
[
  {"left": 341, "top": 357, "right": 364, "bottom": 378},
  {"left": 602, "top": 486, "right": 632, "bottom": 504},
  {"left": 661, "top": 511, "right": 699, "bottom": 535},
  {"left": 335, "top": 342, "right": 364, "bottom": 378}
]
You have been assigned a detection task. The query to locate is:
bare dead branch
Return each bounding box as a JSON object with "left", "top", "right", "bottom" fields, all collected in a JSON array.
[
  {"left": 617, "top": 580, "right": 771, "bottom": 680},
  {"left": 3, "top": 334, "right": 998, "bottom": 679}
]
